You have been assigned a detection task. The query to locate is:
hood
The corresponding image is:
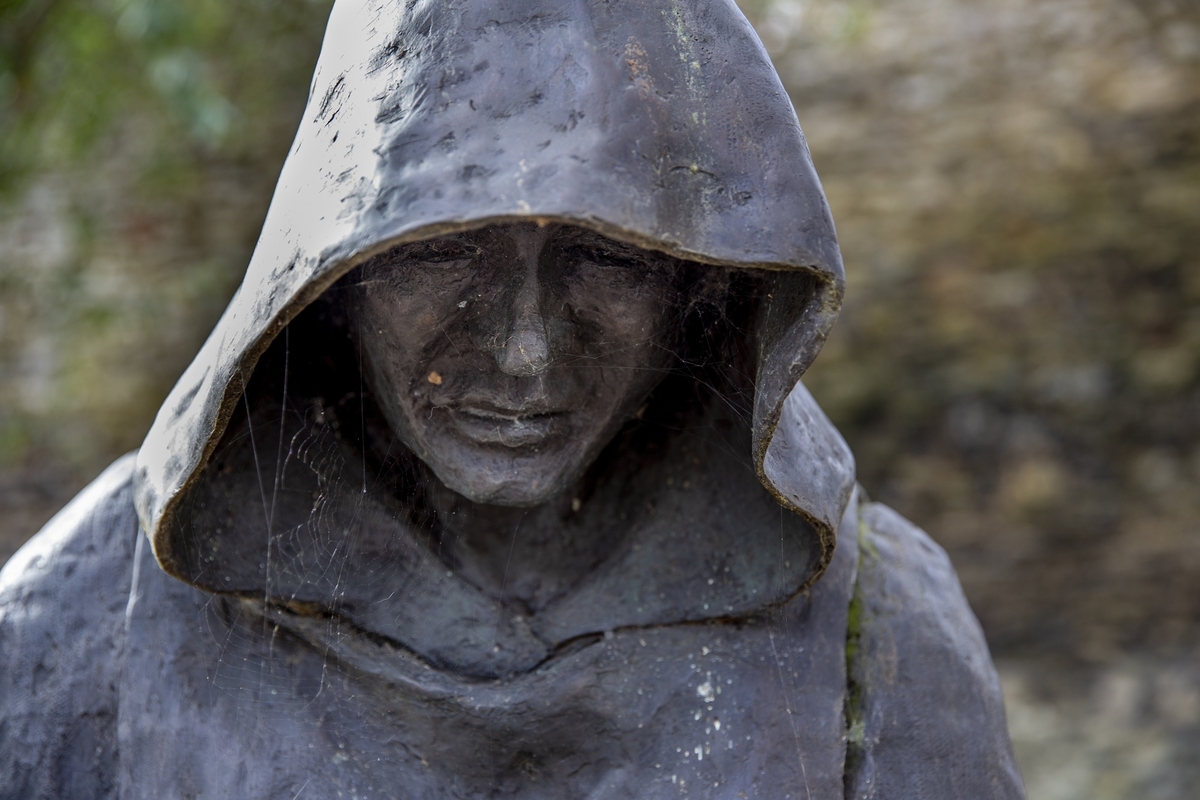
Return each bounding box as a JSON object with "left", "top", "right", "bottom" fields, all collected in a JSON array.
[{"left": 134, "top": 0, "right": 855, "bottom": 589}]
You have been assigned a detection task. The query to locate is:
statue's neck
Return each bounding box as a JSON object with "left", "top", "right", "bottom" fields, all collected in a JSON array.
[{"left": 422, "top": 477, "right": 623, "bottom": 615}]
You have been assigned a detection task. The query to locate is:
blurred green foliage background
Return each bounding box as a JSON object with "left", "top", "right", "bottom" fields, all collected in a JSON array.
[
  {"left": 2, "top": 0, "right": 1199, "bottom": 796},
  {"left": 0, "top": 0, "right": 330, "bottom": 531}
]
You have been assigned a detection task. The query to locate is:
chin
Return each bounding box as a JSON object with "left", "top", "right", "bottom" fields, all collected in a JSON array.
[
  {"left": 419, "top": 439, "right": 586, "bottom": 508},
  {"left": 434, "top": 467, "right": 570, "bottom": 507}
]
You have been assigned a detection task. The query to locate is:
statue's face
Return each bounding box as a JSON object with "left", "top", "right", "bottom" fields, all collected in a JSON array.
[{"left": 350, "top": 223, "right": 681, "bottom": 506}]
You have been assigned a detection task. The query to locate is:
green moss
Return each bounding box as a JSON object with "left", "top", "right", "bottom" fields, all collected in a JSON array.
[{"left": 843, "top": 511, "right": 870, "bottom": 767}]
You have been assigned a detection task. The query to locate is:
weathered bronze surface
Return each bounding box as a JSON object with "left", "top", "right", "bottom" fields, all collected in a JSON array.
[{"left": 0, "top": 1, "right": 1024, "bottom": 797}]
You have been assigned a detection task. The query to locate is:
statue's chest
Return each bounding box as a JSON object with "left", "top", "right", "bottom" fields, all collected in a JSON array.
[{"left": 118, "top": 555, "right": 852, "bottom": 799}]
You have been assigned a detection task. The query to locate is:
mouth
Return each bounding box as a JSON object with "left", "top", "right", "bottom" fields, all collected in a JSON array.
[{"left": 445, "top": 404, "right": 567, "bottom": 448}]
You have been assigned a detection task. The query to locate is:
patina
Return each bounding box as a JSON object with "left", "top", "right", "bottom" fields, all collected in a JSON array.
[{"left": 0, "top": 1, "right": 1024, "bottom": 798}]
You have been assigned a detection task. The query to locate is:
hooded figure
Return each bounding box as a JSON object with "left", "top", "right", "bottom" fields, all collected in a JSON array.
[{"left": 0, "top": 1, "right": 1025, "bottom": 798}]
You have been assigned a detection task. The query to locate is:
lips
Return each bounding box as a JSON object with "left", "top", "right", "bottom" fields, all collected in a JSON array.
[{"left": 445, "top": 404, "right": 567, "bottom": 448}]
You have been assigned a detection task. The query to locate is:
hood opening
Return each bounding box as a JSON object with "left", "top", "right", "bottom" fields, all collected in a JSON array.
[
  {"left": 133, "top": 0, "right": 855, "bottom": 657},
  {"left": 166, "top": 240, "right": 841, "bottom": 678}
]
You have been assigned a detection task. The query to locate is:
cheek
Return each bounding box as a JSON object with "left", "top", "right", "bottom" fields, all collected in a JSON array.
[
  {"left": 364, "top": 293, "right": 437, "bottom": 339},
  {"left": 355, "top": 296, "right": 451, "bottom": 392},
  {"left": 569, "top": 285, "right": 673, "bottom": 356}
]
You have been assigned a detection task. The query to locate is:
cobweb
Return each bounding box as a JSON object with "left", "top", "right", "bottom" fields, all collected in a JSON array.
[{"left": 161, "top": 231, "right": 830, "bottom": 798}]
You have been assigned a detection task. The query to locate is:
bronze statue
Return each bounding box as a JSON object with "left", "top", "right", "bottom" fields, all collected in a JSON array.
[{"left": 0, "top": 1, "right": 1025, "bottom": 797}]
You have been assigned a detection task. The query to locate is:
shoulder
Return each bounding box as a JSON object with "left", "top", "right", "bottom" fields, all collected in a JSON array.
[
  {"left": 0, "top": 453, "right": 140, "bottom": 800},
  {"left": 845, "top": 498, "right": 1026, "bottom": 800}
]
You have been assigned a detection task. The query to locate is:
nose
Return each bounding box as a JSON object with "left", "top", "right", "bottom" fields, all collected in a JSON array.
[{"left": 497, "top": 269, "right": 551, "bottom": 377}]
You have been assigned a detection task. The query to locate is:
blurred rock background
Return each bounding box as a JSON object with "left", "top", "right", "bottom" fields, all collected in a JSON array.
[{"left": 1, "top": 0, "right": 1197, "bottom": 796}]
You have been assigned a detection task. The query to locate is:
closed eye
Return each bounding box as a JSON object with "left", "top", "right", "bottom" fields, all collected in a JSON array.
[{"left": 565, "top": 243, "right": 645, "bottom": 271}]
